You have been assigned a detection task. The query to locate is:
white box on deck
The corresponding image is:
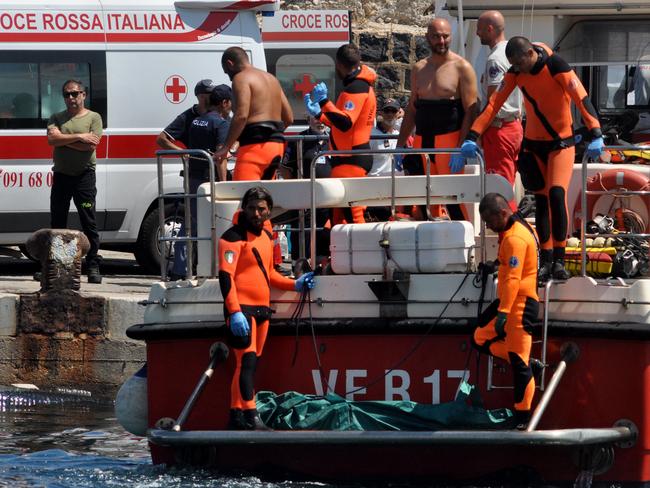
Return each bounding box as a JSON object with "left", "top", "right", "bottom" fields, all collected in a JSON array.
[{"left": 330, "top": 221, "right": 475, "bottom": 274}]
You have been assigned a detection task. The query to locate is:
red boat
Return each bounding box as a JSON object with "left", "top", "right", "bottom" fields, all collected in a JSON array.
[{"left": 125, "top": 151, "right": 649, "bottom": 485}]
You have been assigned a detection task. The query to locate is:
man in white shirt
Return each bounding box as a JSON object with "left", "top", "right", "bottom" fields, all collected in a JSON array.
[
  {"left": 476, "top": 10, "right": 523, "bottom": 209},
  {"left": 369, "top": 98, "right": 404, "bottom": 177}
]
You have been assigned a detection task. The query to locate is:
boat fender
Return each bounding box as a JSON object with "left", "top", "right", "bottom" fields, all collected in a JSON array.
[
  {"left": 115, "top": 363, "right": 148, "bottom": 437},
  {"left": 573, "top": 168, "right": 650, "bottom": 233}
]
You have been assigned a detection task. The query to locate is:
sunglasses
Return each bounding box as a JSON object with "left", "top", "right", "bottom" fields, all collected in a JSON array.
[
  {"left": 63, "top": 91, "right": 83, "bottom": 99},
  {"left": 382, "top": 108, "right": 398, "bottom": 114}
]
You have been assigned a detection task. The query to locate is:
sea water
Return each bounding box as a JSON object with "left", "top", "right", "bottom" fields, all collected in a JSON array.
[{"left": 0, "top": 389, "right": 327, "bottom": 488}]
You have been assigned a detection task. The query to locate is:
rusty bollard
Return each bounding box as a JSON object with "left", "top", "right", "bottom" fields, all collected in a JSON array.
[{"left": 26, "top": 229, "right": 90, "bottom": 292}]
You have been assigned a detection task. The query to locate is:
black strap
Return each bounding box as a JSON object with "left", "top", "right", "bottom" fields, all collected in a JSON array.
[{"left": 251, "top": 247, "right": 270, "bottom": 288}]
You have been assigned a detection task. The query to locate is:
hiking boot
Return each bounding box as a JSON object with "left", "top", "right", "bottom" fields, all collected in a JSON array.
[
  {"left": 87, "top": 264, "right": 102, "bottom": 284},
  {"left": 552, "top": 261, "right": 570, "bottom": 281},
  {"left": 243, "top": 409, "right": 272, "bottom": 431},
  {"left": 227, "top": 409, "right": 247, "bottom": 430},
  {"left": 530, "top": 358, "right": 544, "bottom": 385},
  {"left": 514, "top": 410, "right": 531, "bottom": 431}
]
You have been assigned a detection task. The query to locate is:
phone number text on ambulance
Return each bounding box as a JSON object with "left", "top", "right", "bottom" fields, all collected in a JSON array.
[{"left": 0, "top": 169, "right": 53, "bottom": 189}]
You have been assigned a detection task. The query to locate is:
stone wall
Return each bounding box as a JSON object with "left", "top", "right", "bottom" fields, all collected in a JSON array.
[
  {"left": 281, "top": 0, "right": 434, "bottom": 107},
  {"left": 353, "top": 29, "right": 429, "bottom": 107},
  {"left": 282, "top": 0, "right": 433, "bottom": 27}
]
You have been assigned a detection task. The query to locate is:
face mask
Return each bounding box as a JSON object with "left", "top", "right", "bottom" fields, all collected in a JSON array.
[{"left": 310, "top": 123, "right": 326, "bottom": 134}]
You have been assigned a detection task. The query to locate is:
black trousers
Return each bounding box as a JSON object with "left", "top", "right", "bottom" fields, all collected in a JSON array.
[{"left": 50, "top": 169, "right": 100, "bottom": 265}]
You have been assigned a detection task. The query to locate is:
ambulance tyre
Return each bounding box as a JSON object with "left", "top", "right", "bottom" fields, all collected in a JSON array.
[
  {"left": 18, "top": 244, "right": 37, "bottom": 262},
  {"left": 135, "top": 203, "right": 185, "bottom": 274}
]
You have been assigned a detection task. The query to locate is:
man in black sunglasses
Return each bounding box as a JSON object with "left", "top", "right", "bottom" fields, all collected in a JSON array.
[{"left": 46, "top": 79, "right": 103, "bottom": 284}]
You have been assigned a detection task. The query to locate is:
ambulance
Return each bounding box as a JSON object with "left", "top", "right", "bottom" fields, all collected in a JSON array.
[{"left": 0, "top": 0, "right": 274, "bottom": 272}]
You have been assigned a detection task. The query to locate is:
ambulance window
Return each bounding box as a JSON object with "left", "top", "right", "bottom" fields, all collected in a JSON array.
[
  {"left": 0, "top": 63, "right": 39, "bottom": 120},
  {"left": 275, "top": 54, "right": 336, "bottom": 123},
  {"left": 0, "top": 52, "right": 106, "bottom": 130},
  {"left": 40, "top": 63, "right": 92, "bottom": 120}
]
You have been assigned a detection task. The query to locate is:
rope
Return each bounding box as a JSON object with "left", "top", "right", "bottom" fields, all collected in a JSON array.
[{"left": 291, "top": 272, "right": 473, "bottom": 398}]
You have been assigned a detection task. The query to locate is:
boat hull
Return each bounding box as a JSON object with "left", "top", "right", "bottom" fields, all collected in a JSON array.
[{"left": 135, "top": 321, "right": 650, "bottom": 483}]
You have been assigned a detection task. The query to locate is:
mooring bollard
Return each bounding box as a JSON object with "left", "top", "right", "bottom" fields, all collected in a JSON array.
[{"left": 26, "top": 229, "right": 90, "bottom": 292}]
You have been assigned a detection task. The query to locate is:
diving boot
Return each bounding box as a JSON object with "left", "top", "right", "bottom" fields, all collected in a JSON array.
[
  {"left": 537, "top": 249, "right": 553, "bottom": 286},
  {"left": 243, "top": 409, "right": 272, "bottom": 431},
  {"left": 552, "top": 247, "right": 570, "bottom": 281},
  {"left": 552, "top": 261, "right": 570, "bottom": 281},
  {"left": 530, "top": 358, "right": 545, "bottom": 386},
  {"left": 227, "top": 409, "right": 247, "bottom": 430},
  {"left": 514, "top": 410, "right": 531, "bottom": 431}
]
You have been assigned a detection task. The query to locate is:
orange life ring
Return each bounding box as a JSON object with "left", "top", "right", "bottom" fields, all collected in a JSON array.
[{"left": 572, "top": 168, "right": 650, "bottom": 233}]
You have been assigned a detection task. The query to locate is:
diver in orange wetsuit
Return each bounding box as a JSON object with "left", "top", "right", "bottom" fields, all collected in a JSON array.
[
  {"left": 213, "top": 47, "right": 294, "bottom": 181},
  {"left": 219, "top": 187, "right": 315, "bottom": 430},
  {"left": 461, "top": 36, "right": 604, "bottom": 282},
  {"left": 472, "top": 193, "right": 544, "bottom": 429},
  {"left": 396, "top": 17, "right": 478, "bottom": 220},
  {"left": 304, "top": 43, "right": 377, "bottom": 224}
]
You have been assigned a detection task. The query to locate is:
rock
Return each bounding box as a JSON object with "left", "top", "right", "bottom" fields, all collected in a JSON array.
[
  {"left": 392, "top": 33, "right": 411, "bottom": 63},
  {"left": 360, "top": 33, "right": 388, "bottom": 62},
  {"left": 415, "top": 36, "right": 431, "bottom": 60},
  {"left": 376, "top": 66, "right": 400, "bottom": 90}
]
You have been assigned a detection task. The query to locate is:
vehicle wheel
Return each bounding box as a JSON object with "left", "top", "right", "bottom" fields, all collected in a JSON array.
[
  {"left": 18, "top": 244, "right": 38, "bottom": 262},
  {"left": 134, "top": 203, "right": 184, "bottom": 274}
]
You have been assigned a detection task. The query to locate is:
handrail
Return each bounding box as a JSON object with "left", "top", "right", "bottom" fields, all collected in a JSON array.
[
  {"left": 308, "top": 147, "right": 487, "bottom": 269},
  {"left": 155, "top": 149, "right": 218, "bottom": 280},
  {"left": 579, "top": 144, "right": 650, "bottom": 277},
  {"left": 286, "top": 133, "right": 399, "bottom": 259}
]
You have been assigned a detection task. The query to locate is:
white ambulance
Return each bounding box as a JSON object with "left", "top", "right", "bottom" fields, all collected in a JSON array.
[{"left": 0, "top": 0, "right": 274, "bottom": 272}]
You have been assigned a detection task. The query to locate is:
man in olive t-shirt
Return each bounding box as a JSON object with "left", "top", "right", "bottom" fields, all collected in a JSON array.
[{"left": 47, "top": 79, "right": 103, "bottom": 283}]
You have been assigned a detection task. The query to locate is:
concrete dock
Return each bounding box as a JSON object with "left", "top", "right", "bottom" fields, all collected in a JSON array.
[{"left": 0, "top": 248, "right": 158, "bottom": 395}]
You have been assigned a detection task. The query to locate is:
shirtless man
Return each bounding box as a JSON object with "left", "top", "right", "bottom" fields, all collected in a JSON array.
[
  {"left": 213, "top": 47, "right": 293, "bottom": 181},
  {"left": 397, "top": 17, "right": 478, "bottom": 220}
]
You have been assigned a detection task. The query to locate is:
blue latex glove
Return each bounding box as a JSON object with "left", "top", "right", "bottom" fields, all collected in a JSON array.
[
  {"left": 495, "top": 312, "right": 507, "bottom": 338},
  {"left": 311, "top": 82, "right": 328, "bottom": 103},
  {"left": 295, "top": 271, "right": 315, "bottom": 291},
  {"left": 394, "top": 154, "right": 404, "bottom": 172},
  {"left": 449, "top": 154, "right": 466, "bottom": 173},
  {"left": 460, "top": 139, "right": 479, "bottom": 159},
  {"left": 304, "top": 94, "right": 321, "bottom": 118},
  {"left": 229, "top": 312, "right": 250, "bottom": 337},
  {"left": 585, "top": 136, "right": 605, "bottom": 159}
]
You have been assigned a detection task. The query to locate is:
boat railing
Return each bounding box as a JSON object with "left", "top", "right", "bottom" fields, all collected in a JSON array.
[
  {"left": 155, "top": 149, "right": 219, "bottom": 280},
  {"left": 307, "top": 146, "right": 488, "bottom": 268},
  {"left": 154, "top": 139, "right": 492, "bottom": 281},
  {"left": 579, "top": 144, "right": 650, "bottom": 278}
]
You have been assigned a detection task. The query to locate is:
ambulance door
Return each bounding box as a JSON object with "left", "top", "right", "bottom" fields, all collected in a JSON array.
[
  {"left": 0, "top": 51, "right": 107, "bottom": 245},
  {"left": 102, "top": 48, "right": 232, "bottom": 244}
]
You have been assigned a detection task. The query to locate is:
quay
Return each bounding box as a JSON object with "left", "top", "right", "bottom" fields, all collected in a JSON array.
[{"left": 0, "top": 249, "right": 154, "bottom": 395}]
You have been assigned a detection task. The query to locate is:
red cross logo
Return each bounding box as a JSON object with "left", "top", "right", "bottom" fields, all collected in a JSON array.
[
  {"left": 164, "top": 75, "right": 188, "bottom": 104},
  {"left": 294, "top": 74, "right": 316, "bottom": 98}
]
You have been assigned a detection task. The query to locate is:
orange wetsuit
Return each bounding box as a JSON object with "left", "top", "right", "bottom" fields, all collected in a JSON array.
[
  {"left": 234, "top": 121, "right": 285, "bottom": 181},
  {"left": 469, "top": 43, "right": 601, "bottom": 262},
  {"left": 413, "top": 98, "right": 467, "bottom": 220},
  {"left": 473, "top": 214, "right": 540, "bottom": 413},
  {"left": 318, "top": 65, "right": 377, "bottom": 224},
  {"left": 218, "top": 211, "right": 295, "bottom": 410}
]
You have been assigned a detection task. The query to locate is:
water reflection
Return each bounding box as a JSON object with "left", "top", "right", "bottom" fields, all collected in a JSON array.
[{"left": 0, "top": 388, "right": 332, "bottom": 487}]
